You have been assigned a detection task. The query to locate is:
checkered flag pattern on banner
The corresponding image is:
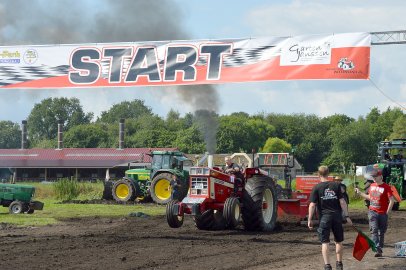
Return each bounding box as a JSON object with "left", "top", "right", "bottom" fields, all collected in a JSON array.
[{"left": 0, "top": 65, "right": 69, "bottom": 87}]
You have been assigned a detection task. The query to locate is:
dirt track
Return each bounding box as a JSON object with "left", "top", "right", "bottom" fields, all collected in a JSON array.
[{"left": 0, "top": 208, "right": 405, "bottom": 270}]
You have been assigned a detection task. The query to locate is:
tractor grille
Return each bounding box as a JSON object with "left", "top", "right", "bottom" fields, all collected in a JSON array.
[{"left": 191, "top": 177, "right": 208, "bottom": 195}]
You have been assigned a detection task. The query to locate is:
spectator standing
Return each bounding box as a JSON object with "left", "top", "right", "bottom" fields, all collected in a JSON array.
[
  {"left": 308, "top": 166, "right": 352, "bottom": 270},
  {"left": 355, "top": 166, "right": 395, "bottom": 257},
  {"left": 170, "top": 174, "right": 181, "bottom": 201},
  {"left": 334, "top": 176, "right": 350, "bottom": 221}
]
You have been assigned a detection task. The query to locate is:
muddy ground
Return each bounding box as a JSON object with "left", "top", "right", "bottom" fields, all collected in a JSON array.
[{"left": 0, "top": 208, "right": 405, "bottom": 270}]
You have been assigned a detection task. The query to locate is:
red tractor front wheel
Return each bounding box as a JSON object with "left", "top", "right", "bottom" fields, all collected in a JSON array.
[
  {"left": 223, "top": 197, "right": 241, "bottom": 229},
  {"left": 166, "top": 200, "right": 184, "bottom": 228}
]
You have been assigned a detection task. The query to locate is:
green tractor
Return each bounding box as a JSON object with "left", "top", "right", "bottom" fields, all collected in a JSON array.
[
  {"left": 0, "top": 183, "right": 44, "bottom": 214},
  {"left": 365, "top": 139, "right": 405, "bottom": 210},
  {"left": 104, "top": 151, "right": 191, "bottom": 204}
]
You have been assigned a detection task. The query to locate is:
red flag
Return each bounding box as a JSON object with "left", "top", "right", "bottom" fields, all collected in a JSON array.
[
  {"left": 353, "top": 229, "right": 376, "bottom": 261},
  {"left": 390, "top": 185, "right": 402, "bottom": 203}
]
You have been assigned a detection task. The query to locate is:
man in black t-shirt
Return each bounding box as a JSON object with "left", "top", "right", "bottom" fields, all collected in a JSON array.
[{"left": 308, "top": 166, "right": 352, "bottom": 270}]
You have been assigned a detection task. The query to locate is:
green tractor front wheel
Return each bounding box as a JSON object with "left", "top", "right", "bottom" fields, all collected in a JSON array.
[
  {"left": 9, "top": 201, "right": 25, "bottom": 214},
  {"left": 112, "top": 178, "right": 136, "bottom": 203}
]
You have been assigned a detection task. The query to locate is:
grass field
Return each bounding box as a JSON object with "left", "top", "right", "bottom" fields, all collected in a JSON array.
[{"left": 0, "top": 181, "right": 166, "bottom": 227}]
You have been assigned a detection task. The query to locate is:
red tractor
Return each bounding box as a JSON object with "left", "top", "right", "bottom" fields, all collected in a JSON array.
[{"left": 166, "top": 163, "right": 278, "bottom": 231}]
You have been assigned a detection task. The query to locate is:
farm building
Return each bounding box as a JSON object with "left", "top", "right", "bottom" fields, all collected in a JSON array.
[
  {"left": 0, "top": 147, "right": 175, "bottom": 182},
  {"left": 0, "top": 119, "right": 175, "bottom": 182}
]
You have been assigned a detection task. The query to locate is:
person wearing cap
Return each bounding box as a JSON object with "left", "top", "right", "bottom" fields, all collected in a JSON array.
[
  {"left": 355, "top": 166, "right": 396, "bottom": 257},
  {"left": 334, "top": 176, "right": 349, "bottom": 205},
  {"left": 308, "top": 166, "right": 352, "bottom": 270},
  {"left": 334, "top": 176, "right": 349, "bottom": 223}
]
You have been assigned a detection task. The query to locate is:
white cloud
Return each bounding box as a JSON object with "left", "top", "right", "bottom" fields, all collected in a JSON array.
[
  {"left": 1, "top": 1, "right": 405, "bottom": 123},
  {"left": 246, "top": 1, "right": 406, "bottom": 36}
]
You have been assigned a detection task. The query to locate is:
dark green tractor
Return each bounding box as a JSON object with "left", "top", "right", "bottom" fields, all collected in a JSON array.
[
  {"left": 367, "top": 139, "right": 405, "bottom": 210},
  {"left": 104, "top": 151, "right": 190, "bottom": 204},
  {"left": 0, "top": 183, "right": 44, "bottom": 214}
]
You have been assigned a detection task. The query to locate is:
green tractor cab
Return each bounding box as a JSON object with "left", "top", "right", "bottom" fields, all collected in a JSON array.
[
  {"left": 104, "top": 151, "right": 191, "bottom": 204},
  {"left": 366, "top": 139, "right": 406, "bottom": 210},
  {"left": 0, "top": 183, "right": 44, "bottom": 214}
]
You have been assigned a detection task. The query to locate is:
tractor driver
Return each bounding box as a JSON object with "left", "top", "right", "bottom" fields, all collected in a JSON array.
[{"left": 223, "top": 156, "right": 243, "bottom": 195}]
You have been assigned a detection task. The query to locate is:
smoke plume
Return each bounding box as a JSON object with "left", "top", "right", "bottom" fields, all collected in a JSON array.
[
  {"left": 0, "top": 0, "right": 220, "bottom": 153},
  {"left": 173, "top": 85, "right": 220, "bottom": 154}
]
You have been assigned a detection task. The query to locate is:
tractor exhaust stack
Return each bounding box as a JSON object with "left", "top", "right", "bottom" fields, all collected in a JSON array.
[
  {"left": 57, "top": 120, "right": 63, "bottom": 150},
  {"left": 208, "top": 154, "right": 213, "bottom": 168},
  {"left": 21, "top": 120, "right": 27, "bottom": 149},
  {"left": 119, "top": 118, "right": 125, "bottom": 149}
]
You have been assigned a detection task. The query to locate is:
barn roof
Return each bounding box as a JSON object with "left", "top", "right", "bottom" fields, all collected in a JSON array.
[{"left": 0, "top": 148, "right": 176, "bottom": 168}]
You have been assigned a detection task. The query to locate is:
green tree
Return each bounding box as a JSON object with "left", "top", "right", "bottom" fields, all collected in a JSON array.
[
  {"left": 266, "top": 113, "right": 331, "bottom": 172},
  {"left": 64, "top": 124, "right": 110, "bottom": 148},
  {"left": 27, "top": 97, "right": 93, "bottom": 142},
  {"left": 217, "top": 114, "right": 275, "bottom": 153},
  {"left": 0, "top": 121, "right": 21, "bottom": 149},
  {"left": 323, "top": 120, "right": 375, "bottom": 171},
  {"left": 97, "top": 99, "right": 153, "bottom": 123},
  {"left": 321, "top": 114, "right": 354, "bottom": 129},
  {"left": 366, "top": 107, "right": 404, "bottom": 141},
  {"left": 389, "top": 115, "right": 406, "bottom": 139},
  {"left": 174, "top": 125, "right": 206, "bottom": 153},
  {"left": 127, "top": 114, "right": 174, "bottom": 148},
  {"left": 33, "top": 139, "right": 57, "bottom": 148},
  {"left": 261, "top": 137, "right": 292, "bottom": 153}
]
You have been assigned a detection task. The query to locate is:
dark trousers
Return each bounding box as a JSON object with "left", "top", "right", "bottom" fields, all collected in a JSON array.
[
  {"left": 171, "top": 189, "right": 179, "bottom": 201},
  {"left": 368, "top": 210, "right": 388, "bottom": 252}
]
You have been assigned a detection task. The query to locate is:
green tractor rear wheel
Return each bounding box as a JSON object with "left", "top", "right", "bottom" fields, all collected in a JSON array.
[
  {"left": 150, "top": 173, "right": 173, "bottom": 204},
  {"left": 112, "top": 178, "right": 136, "bottom": 203}
]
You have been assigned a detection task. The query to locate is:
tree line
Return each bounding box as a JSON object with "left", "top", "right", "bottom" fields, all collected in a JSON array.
[{"left": 0, "top": 97, "right": 405, "bottom": 172}]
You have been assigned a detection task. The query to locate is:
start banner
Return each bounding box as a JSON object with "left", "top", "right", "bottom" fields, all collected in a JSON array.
[{"left": 0, "top": 32, "right": 370, "bottom": 89}]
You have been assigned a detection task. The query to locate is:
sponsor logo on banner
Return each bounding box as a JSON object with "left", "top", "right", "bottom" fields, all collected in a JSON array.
[
  {"left": 23, "top": 49, "right": 38, "bottom": 64},
  {"left": 280, "top": 38, "right": 332, "bottom": 66},
  {"left": 0, "top": 50, "right": 21, "bottom": 64},
  {"left": 330, "top": 56, "right": 363, "bottom": 75},
  {"left": 337, "top": 57, "right": 355, "bottom": 70}
]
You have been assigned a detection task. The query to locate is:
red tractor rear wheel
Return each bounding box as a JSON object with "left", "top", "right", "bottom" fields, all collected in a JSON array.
[{"left": 242, "top": 175, "right": 278, "bottom": 231}]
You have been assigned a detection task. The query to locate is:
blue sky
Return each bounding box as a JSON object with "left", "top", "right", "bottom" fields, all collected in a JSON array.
[{"left": 0, "top": 0, "right": 405, "bottom": 122}]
